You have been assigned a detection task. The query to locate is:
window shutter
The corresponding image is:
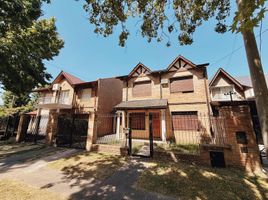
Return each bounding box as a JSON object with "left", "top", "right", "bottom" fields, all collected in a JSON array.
[
  {"left": 172, "top": 112, "right": 199, "bottom": 131},
  {"left": 170, "top": 76, "right": 194, "bottom": 93},
  {"left": 132, "top": 81, "right": 151, "bottom": 97}
]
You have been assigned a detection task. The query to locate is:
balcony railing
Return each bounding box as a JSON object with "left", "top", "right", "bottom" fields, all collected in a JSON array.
[{"left": 38, "top": 97, "right": 53, "bottom": 104}]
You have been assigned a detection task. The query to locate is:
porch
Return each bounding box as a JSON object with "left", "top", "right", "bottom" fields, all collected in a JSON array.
[{"left": 114, "top": 99, "right": 168, "bottom": 142}]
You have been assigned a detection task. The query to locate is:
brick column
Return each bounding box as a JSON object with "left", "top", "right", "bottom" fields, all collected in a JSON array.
[
  {"left": 219, "top": 105, "right": 261, "bottom": 171},
  {"left": 86, "top": 113, "right": 97, "bottom": 151},
  {"left": 46, "top": 111, "right": 59, "bottom": 146},
  {"left": 16, "top": 114, "right": 30, "bottom": 142}
]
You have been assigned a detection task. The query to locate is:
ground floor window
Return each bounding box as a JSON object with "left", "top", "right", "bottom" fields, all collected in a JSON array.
[
  {"left": 130, "top": 112, "right": 146, "bottom": 130},
  {"left": 171, "top": 111, "right": 199, "bottom": 131}
]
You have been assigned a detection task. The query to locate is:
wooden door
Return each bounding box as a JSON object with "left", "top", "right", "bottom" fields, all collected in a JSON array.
[{"left": 152, "top": 113, "right": 161, "bottom": 139}]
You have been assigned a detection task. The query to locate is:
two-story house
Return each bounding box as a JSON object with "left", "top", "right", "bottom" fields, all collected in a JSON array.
[
  {"left": 209, "top": 68, "right": 268, "bottom": 144},
  {"left": 33, "top": 71, "right": 123, "bottom": 149},
  {"left": 113, "top": 55, "right": 211, "bottom": 144}
]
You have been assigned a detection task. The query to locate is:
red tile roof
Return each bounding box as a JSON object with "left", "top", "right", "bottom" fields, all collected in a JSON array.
[{"left": 61, "top": 71, "right": 85, "bottom": 85}]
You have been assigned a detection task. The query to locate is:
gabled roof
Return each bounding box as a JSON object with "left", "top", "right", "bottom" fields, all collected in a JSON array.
[
  {"left": 52, "top": 71, "right": 85, "bottom": 86},
  {"left": 236, "top": 74, "right": 268, "bottom": 88},
  {"left": 128, "top": 62, "right": 152, "bottom": 77},
  {"left": 209, "top": 68, "right": 245, "bottom": 90},
  {"left": 167, "top": 55, "right": 196, "bottom": 71}
]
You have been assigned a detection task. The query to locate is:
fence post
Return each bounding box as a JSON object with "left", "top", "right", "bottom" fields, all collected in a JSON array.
[
  {"left": 149, "top": 113, "right": 154, "bottom": 157},
  {"left": 70, "top": 115, "right": 75, "bottom": 148},
  {"left": 4, "top": 116, "right": 11, "bottom": 138},
  {"left": 128, "top": 116, "right": 132, "bottom": 155},
  {"left": 16, "top": 114, "right": 30, "bottom": 142},
  {"left": 34, "top": 116, "right": 41, "bottom": 144}
]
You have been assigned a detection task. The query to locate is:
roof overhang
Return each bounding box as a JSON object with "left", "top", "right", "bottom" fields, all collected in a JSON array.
[
  {"left": 114, "top": 99, "right": 168, "bottom": 110},
  {"left": 36, "top": 103, "right": 72, "bottom": 109}
]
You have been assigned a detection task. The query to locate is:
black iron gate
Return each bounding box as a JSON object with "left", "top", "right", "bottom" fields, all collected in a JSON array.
[
  {"left": 56, "top": 115, "right": 88, "bottom": 149},
  {"left": 0, "top": 115, "right": 20, "bottom": 140},
  {"left": 128, "top": 113, "right": 154, "bottom": 157},
  {"left": 25, "top": 115, "right": 48, "bottom": 143}
]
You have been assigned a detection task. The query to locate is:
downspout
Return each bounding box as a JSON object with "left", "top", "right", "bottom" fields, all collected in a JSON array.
[
  {"left": 126, "top": 79, "right": 129, "bottom": 101},
  {"left": 159, "top": 72, "right": 163, "bottom": 99}
]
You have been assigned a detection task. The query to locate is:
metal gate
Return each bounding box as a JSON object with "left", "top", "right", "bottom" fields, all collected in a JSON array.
[
  {"left": 128, "top": 113, "right": 154, "bottom": 157},
  {"left": 56, "top": 115, "right": 88, "bottom": 149},
  {"left": 0, "top": 115, "right": 20, "bottom": 139},
  {"left": 25, "top": 115, "right": 48, "bottom": 143}
]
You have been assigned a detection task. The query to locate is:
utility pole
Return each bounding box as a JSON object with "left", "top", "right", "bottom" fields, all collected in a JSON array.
[
  {"left": 224, "top": 91, "right": 236, "bottom": 102},
  {"left": 237, "top": 0, "right": 268, "bottom": 155}
]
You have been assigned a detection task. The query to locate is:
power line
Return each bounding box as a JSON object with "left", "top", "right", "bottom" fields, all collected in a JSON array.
[
  {"left": 44, "top": 61, "right": 89, "bottom": 81},
  {"left": 210, "top": 28, "right": 268, "bottom": 67}
]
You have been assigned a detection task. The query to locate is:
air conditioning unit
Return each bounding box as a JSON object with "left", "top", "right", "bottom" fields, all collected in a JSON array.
[
  {"left": 161, "top": 79, "right": 169, "bottom": 84},
  {"left": 52, "top": 84, "right": 60, "bottom": 91}
]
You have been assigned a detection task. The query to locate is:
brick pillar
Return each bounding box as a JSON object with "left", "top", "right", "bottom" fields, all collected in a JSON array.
[
  {"left": 16, "top": 114, "right": 30, "bottom": 142},
  {"left": 219, "top": 105, "right": 261, "bottom": 172},
  {"left": 46, "top": 111, "right": 59, "bottom": 146},
  {"left": 86, "top": 113, "right": 97, "bottom": 151}
]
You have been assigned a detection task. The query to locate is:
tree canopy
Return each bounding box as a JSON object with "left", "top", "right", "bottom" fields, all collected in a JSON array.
[
  {"left": 82, "top": 0, "right": 266, "bottom": 46},
  {"left": 0, "top": 0, "right": 64, "bottom": 94}
]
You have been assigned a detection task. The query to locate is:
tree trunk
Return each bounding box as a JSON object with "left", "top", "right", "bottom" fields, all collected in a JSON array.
[
  {"left": 237, "top": 0, "right": 268, "bottom": 156},
  {"left": 242, "top": 30, "right": 268, "bottom": 154}
]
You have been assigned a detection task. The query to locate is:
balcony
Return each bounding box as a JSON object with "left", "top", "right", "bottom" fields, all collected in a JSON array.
[
  {"left": 37, "top": 95, "right": 72, "bottom": 109},
  {"left": 211, "top": 86, "right": 240, "bottom": 102}
]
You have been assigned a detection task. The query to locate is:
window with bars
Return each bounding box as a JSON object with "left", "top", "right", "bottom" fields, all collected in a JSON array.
[
  {"left": 171, "top": 111, "right": 199, "bottom": 131},
  {"left": 130, "top": 113, "right": 146, "bottom": 130}
]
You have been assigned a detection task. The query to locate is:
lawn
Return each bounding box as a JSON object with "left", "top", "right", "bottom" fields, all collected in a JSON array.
[
  {"left": 0, "top": 179, "right": 65, "bottom": 200},
  {"left": 136, "top": 161, "right": 268, "bottom": 200},
  {"left": 47, "top": 151, "right": 127, "bottom": 180},
  {"left": 155, "top": 143, "right": 200, "bottom": 154}
]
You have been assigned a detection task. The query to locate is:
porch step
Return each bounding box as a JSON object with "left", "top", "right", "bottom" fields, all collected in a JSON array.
[{"left": 91, "top": 144, "right": 122, "bottom": 155}]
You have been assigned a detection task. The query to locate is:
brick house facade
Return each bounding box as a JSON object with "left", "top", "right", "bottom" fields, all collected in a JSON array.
[
  {"left": 114, "top": 55, "right": 211, "bottom": 144},
  {"left": 31, "top": 71, "right": 123, "bottom": 149}
]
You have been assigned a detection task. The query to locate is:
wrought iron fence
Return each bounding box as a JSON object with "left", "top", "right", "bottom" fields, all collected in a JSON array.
[{"left": 0, "top": 115, "right": 20, "bottom": 139}]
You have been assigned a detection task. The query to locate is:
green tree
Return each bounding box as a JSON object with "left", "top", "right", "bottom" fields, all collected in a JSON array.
[
  {"left": 2, "top": 91, "right": 30, "bottom": 108},
  {"left": 0, "top": 0, "right": 64, "bottom": 94},
  {"left": 82, "top": 0, "right": 268, "bottom": 153}
]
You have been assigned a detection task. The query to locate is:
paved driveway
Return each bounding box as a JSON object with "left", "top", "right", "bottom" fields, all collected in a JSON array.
[{"left": 0, "top": 143, "right": 175, "bottom": 200}]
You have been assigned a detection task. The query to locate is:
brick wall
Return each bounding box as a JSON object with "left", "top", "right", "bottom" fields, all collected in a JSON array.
[{"left": 200, "top": 105, "right": 261, "bottom": 172}]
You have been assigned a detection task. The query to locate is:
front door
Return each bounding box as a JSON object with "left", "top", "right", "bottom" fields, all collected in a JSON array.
[{"left": 152, "top": 112, "right": 161, "bottom": 139}]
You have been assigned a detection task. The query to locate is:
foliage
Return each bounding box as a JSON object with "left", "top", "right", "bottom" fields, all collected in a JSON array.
[
  {"left": 0, "top": 0, "right": 64, "bottom": 94},
  {"left": 82, "top": 0, "right": 266, "bottom": 46},
  {"left": 2, "top": 91, "right": 31, "bottom": 108},
  {"left": 0, "top": 105, "right": 34, "bottom": 117}
]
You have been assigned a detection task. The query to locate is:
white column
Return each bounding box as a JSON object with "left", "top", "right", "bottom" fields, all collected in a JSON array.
[
  {"left": 116, "top": 111, "right": 121, "bottom": 140},
  {"left": 161, "top": 109, "right": 167, "bottom": 142}
]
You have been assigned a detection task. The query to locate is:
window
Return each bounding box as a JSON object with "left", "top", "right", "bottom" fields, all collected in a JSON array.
[
  {"left": 132, "top": 81, "right": 151, "bottom": 97},
  {"left": 130, "top": 113, "right": 146, "bottom": 130},
  {"left": 81, "top": 89, "right": 91, "bottom": 101},
  {"left": 171, "top": 111, "right": 199, "bottom": 131},
  {"left": 236, "top": 131, "right": 248, "bottom": 144},
  {"left": 211, "top": 86, "right": 235, "bottom": 100},
  {"left": 58, "top": 90, "right": 69, "bottom": 104},
  {"left": 170, "top": 76, "right": 194, "bottom": 93}
]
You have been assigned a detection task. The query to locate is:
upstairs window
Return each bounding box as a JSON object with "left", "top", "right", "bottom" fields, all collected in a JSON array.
[
  {"left": 170, "top": 76, "right": 194, "bottom": 93},
  {"left": 58, "top": 90, "right": 69, "bottom": 104},
  {"left": 132, "top": 81, "right": 152, "bottom": 97},
  {"left": 80, "top": 89, "right": 91, "bottom": 101}
]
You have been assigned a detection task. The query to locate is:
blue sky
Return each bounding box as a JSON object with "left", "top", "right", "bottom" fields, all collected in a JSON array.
[
  {"left": 0, "top": 1, "right": 268, "bottom": 105},
  {"left": 41, "top": 0, "right": 268, "bottom": 82}
]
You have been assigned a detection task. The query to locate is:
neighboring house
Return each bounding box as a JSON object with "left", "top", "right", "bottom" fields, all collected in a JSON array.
[
  {"left": 209, "top": 68, "right": 268, "bottom": 144},
  {"left": 114, "top": 55, "right": 211, "bottom": 144},
  {"left": 33, "top": 71, "right": 123, "bottom": 148},
  {"left": 209, "top": 68, "right": 268, "bottom": 102}
]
